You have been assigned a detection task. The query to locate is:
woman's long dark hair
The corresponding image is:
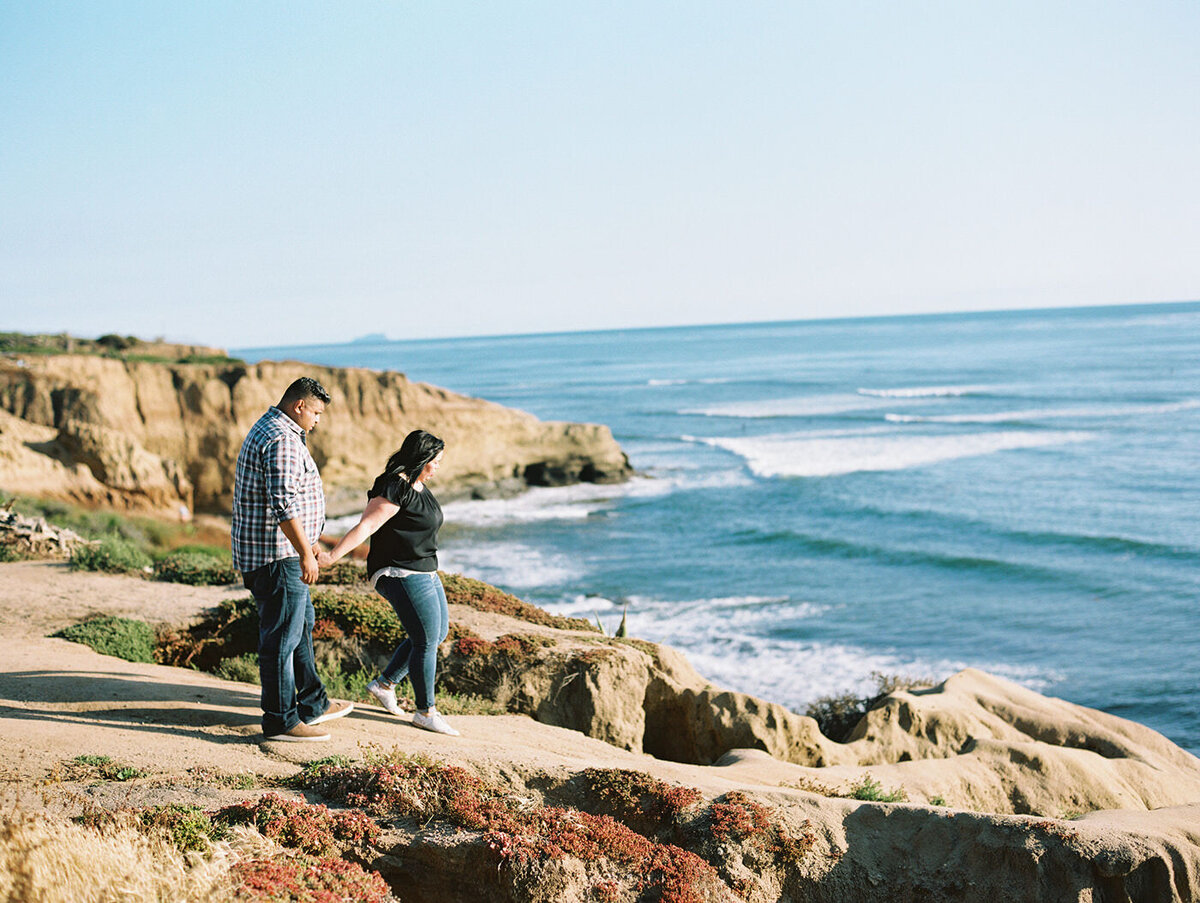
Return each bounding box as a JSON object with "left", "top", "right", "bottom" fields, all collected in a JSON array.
[{"left": 384, "top": 429, "right": 445, "bottom": 483}]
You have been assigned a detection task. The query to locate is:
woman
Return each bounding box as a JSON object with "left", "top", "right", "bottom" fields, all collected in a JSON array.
[{"left": 319, "top": 429, "right": 459, "bottom": 736}]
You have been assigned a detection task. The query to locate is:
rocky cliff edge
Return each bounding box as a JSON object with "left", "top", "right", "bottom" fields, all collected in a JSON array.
[
  {"left": 2, "top": 562, "right": 1199, "bottom": 902},
  {"left": 0, "top": 354, "right": 631, "bottom": 514}
]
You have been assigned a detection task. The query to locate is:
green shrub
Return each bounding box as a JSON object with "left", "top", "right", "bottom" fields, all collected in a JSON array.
[
  {"left": 316, "top": 661, "right": 374, "bottom": 704},
  {"left": 580, "top": 768, "right": 703, "bottom": 830},
  {"left": 432, "top": 691, "right": 505, "bottom": 716},
  {"left": 67, "top": 754, "right": 146, "bottom": 782},
  {"left": 806, "top": 672, "right": 937, "bottom": 742},
  {"left": 70, "top": 536, "right": 152, "bottom": 574},
  {"left": 56, "top": 616, "right": 156, "bottom": 663},
  {"left": 311, "top": 590, "right": 407, "bottom": 648},
  {"left": 164, "top": 542, "right": 230, "bottom": 558},
  {"left": 153, "top": 549, "right": 237, "bottom": 585},
  {"left": 139, "top": 804, "right": 228, "bottom": 853},
  {"left": 74, "top": 754, "right": 112, "bottom": 767},
  {"left": 154, "top": 596, "right": 259, "bottom": 671},
  {"left": 873, "top": 672, "right": 936, "bottom": 696},
  {"left": 315, "top": 560, "right": 369, "bottom": 585},
  {"left": 849, "top": 775, "right": 908, "bottom": 803},
  {"left": 10, "top": 496, "right": 216, "bottom": 552},
  {"left": 440, "top": 571, "right": 599, "bottom": 632},
  {"left": 215, "top": 653, "right": 261, "bottom": 684},
  {"left": 805, "top": 691, "right": 868, "bottom": 743}
]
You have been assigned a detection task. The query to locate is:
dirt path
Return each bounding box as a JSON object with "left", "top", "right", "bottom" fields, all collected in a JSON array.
[{"left": 0, "top": 560, "right": 749, "bottom": 808}]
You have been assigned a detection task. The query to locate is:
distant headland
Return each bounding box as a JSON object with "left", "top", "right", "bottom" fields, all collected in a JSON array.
[{"left": 0, "top": 331, "right": 631, "bottom": 517}]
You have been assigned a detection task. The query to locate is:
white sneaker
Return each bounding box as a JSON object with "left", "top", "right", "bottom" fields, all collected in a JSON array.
[
  {"left": 367, "top": 679, "right": 406, "bottom": 716},
  {"left": 412, "top": 708, "right": 459, "bottom": 736}
]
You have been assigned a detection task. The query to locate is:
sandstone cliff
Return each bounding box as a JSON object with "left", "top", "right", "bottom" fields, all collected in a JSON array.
[
  {"left": 0, "top": 355, "right": 631, "bottom": 515},
  {"left": 436, "top": 614, "right": 1200, "bottom": 824}
]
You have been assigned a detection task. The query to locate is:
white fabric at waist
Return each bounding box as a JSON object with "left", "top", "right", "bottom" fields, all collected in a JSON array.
[{"left": 370, "top": 566, "right": 432, "bottom": 589}]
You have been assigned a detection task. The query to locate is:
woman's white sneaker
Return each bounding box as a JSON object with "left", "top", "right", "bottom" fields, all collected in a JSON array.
[
  {"left": 412, "top": 708, "right": 459, "bottom": 736},
  {"left": 367, "top": 679, "right": 406, "bottom": 716}
]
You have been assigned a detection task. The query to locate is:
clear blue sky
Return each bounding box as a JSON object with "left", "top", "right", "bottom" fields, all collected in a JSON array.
[{"left": 2, "top": 2, "right": 1198, "bottom": 348}]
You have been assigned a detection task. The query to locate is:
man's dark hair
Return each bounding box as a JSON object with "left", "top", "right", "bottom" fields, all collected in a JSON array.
[{"left": 280, "top": 377, "right": 331, "bottom": 405}]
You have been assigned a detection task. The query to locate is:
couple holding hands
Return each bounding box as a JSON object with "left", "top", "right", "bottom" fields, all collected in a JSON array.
[{"left": 231, "top": 377, "right": 457, "bottom": 742}]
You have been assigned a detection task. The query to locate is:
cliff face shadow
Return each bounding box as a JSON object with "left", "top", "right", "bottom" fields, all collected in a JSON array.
[{"left": 817, "top": 803, "right": 1175, "bottom": 903}]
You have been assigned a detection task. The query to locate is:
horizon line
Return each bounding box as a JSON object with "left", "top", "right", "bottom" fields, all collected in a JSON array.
[{"left": 232, "top": 296, "right": 1200, "bottom": 354}]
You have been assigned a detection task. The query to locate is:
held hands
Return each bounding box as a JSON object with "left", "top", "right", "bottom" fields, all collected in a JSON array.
[
  {"left": 316, "top": 549, "right": 335, "bottom": 568},
  {"left": 300, "top": 549, "right": 319, "bottom": 585}
]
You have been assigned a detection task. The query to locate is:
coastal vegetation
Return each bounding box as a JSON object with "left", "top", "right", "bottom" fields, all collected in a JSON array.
[
  {"left": 12, "top": 747, "right": 826, "bottom": 902},
  {"left": 298, "top": 746, "right": 812, "bottom": 902},
  {"left": 804, "top": 672, "right": 935, "bottom": 742},
  {"left": 781, "top": 773, "right": 909, "bottom": 804},
  {"left": 54, "top": 615, "right": 156, "bottom": 664},
  {"left": 6, "top": 795, "right": 390, "bottom": 902},
  {"left": 152, "top": 547, "right": 240, "bottom": 585},
  {"left": 57, "top": 754, "right": 147, "bottom": 783},
  {"left": 3, "top": 495, "right": 229, "bottom": 560},
  {"left": 0, "top": 330, "right": 236, "bottom": 364},
  {"left": 439, "top": 571, "right": 598, "bottom": 632},
  {"left": 69, "top": 535, "right": 154, "bottom": 574}
]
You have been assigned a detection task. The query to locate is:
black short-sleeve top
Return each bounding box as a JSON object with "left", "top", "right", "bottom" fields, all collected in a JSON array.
[{"left": 365, "top": 473, "right": 444, "bottom": 576}]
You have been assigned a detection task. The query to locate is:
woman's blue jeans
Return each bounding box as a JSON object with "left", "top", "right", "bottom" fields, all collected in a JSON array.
[
  {"left": 243, "top": 557, "right": 330, "bottom": 736},
  {"left": 374, "top": 571, "right": 449, "bottom": 711}
]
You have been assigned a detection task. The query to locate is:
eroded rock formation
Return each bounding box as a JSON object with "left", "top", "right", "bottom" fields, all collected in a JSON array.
[
  {"left": 437, "top": 613, "right": 1200, "bottom": 823},
  {"left": 0, "top": 355, "right": 631, "bottom": 514}
]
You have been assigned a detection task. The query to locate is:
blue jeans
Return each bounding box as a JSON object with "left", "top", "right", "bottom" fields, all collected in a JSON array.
[
  {"left": 375, "top": 571, "right": 449, "bottom": 711},
  {"left": 243, "top": 557, "right": 330, "bottom": 736}
]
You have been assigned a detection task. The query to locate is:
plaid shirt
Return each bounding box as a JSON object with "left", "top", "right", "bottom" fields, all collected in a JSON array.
[{"left": 231, "top": 406, "right": 326, "bottom": 573}]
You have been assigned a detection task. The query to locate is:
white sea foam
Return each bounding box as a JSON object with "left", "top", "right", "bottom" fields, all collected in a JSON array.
[
  {"left": 698, "top": 429, "right": 1093, "bottom": 478},
  {"left": 324, "top": 513, "right": 362, "bottom": 534},
  {"left": 649, "top": 377, "right": 736, "bottom": 387},
  {"left": 633, "top": 594, "right": 828, "bottom": 628},
  {"left": 546, "top": 593, "right": 815, "bottom": 624},
  {"left": 549, "top": 594, "right": 627, "bottom": 619},
  {"left": 443, "top": 498, "right": 599, "bottom": 528},
  {"left": 635, "top": 620, "right": 1055, "bottom": 710},
  {"left": 440, "top": 477, "right": 670, "bottom": 528},
  {"left": 438, "top": 541, "right": 587, "bottom": 589},
  {"left": 857, "top": 385, "right": 996, "bottom": 398},
  {"left": 682, "top": 394, "right": 899, "bottom": 419},
  {"left": 681, "top": 641, "right": 1060, "bottom": 711},
  {"left": 544, "top": 593, "right": 1060, "bottom": 709},
  {"left": 334, "top": 482, "right": 651, "bottom": 535},
  {"left": 885, "top": 399, "right": 1200, "bottom": 425}
]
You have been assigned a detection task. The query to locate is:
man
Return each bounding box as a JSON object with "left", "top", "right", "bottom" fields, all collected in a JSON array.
[{"left": 231, "top": 376, "right": 353, "bottom": 741}]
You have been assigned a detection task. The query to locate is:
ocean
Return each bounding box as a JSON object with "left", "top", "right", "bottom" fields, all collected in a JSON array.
[{"left": 240, "top": 301, "right": 1200, "bottom": 754}]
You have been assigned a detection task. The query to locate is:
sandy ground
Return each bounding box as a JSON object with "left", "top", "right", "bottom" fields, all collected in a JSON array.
[{"left": 0, "top": 560, "right": 763, "bottom": 811}]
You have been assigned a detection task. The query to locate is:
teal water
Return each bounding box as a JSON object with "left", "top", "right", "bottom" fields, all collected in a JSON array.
[{"left": 240, "top": 301, "right": 1200, "bottom": 753}]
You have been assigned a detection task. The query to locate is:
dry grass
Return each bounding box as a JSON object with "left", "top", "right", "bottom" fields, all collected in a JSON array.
[{"left": 0, "top": 810, "right": 265, "bottom": 903}]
